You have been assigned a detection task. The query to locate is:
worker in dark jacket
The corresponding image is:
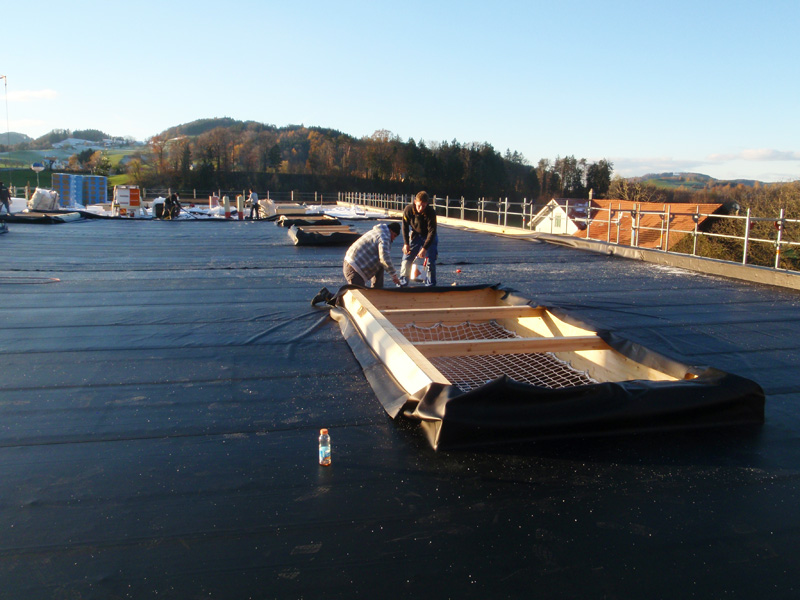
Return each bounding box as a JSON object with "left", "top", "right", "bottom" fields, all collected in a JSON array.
[
  {"left": 0, "top": 181, "right": 11, "bottom": 214},
  {"left": 400, "top": 190, "right": 438, "bottom": 286}
]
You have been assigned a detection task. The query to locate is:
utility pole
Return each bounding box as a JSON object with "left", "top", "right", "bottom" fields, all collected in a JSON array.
[{"left": 0, "top": 75, "right": 8, "bottom": 148}]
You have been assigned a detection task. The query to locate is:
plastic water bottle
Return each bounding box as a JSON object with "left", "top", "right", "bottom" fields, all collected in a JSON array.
[{"left": 318, "top": 428, "right": 331, "bottom": 466}]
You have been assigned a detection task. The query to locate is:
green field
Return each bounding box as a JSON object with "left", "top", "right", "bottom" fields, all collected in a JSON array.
[
  {"left": 0, "top": 167, "right": 52, "bottom": 189},
  {"left": 0, "top": 147, "right": 138, "bottom": 188},
  {"left": 640, "top": 172, "right": 760, "bottom": 190}
]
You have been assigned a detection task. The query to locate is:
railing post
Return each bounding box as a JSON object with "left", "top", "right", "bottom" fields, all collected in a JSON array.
[
  {"left": 664, "top": 206, "right": 671, "bottom": 251},
  {"left": 586, "top": 203, "right": 591, "bottom": 239},
  {"left": 528, "top": 199, "right": 533, "bottom": 230},
  {"left": 775, "top": 208, "right": 785, "bottom": 269},
  {"left": 522, "top": 198, "right": 528, "bottom": 229},
  {"left": 692, "top": 205, "right": 699, "bottom": 256},
  {"left": 742, "top": 208, "right": 752, "bottom": 264},
  {"left": 461, "top": 197, "right": 465, "bottom": 220},
  {"left": 504, "top": 197, "right": 508, "bottom": 227},
  {"left": 637, "top": 204, "right": 642, "bottom": 247}
]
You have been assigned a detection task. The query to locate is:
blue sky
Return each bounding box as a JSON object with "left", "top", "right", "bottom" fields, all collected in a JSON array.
[{"left": 3, "top": 0, "right": 799, "bottom": 182}]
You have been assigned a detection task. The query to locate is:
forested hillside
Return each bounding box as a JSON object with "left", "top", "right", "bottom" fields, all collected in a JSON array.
[{"left": 135, "top": 118, "right": 614, "bottom": 201}]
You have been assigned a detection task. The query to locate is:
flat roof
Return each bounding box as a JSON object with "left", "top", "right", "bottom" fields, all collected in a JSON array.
[{"left": 2, "top": 218, "right": 800, "bottom": 598}]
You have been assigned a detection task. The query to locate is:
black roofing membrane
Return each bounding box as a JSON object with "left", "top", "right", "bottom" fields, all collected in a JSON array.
[{"left": 2, "top": 218, "right": 800, "bottom": 598}]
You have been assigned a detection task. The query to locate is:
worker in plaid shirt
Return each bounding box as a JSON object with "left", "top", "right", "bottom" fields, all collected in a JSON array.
[{"left": 343, "top": 222, "right": 402, "bottom": 288}]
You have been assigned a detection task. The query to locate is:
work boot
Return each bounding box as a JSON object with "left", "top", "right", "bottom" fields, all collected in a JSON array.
[{"left": 311, "top": 287, "right": 333, "bottom": 306}]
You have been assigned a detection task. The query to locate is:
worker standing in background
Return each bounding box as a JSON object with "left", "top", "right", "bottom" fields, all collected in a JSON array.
[
  {"left": 248, "top": 189, "right": 260, "bottom": 220},
  {"left": 400, "top": 190, "right": 438, "bottom": 286}
]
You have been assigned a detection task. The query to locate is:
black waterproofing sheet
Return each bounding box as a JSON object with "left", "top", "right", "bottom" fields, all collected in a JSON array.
[
  {"left": 42, "top": 208, "right": 123, "bottom": 220},
  {"left": 330, "top": 284, "right": 765, "bottom": 450},
  {"left": 276, "top": 216, "right": 342, "bottom": 227},
  {"left": 2, "top": 216, "right": 800, "bottom": 598},
  {"left": 288, "top": 224, "right": 360, "bottom": 246},
  {"left": 0, "top": 210, "right": 84, "bottom": 224}
]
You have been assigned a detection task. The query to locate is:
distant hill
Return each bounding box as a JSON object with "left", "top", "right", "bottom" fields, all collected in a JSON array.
[
  {"left": 159, "top": 118, "right": 256, "bottom": 138},
  {"left": 638, "top": 172, "right": 762, "bottom": 189},
  {"left": 0, "top": 132, "right": 33, "bottom": 146},
  {"left": 157, "top": 117, "right": 351, "bottom": 142}
]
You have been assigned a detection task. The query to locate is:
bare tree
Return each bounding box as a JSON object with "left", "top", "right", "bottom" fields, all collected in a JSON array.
[{"left": 608, "top": 176, "right": 665, "bottom": 203}]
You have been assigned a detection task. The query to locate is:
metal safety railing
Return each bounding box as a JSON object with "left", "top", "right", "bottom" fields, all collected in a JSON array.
[
  {"left": 568, "top": 203, "right": 800, "bottom": 270},
  {"left": 17, "top": 178, "right": 799, "bottom": 273},
  {"left": 142, "top": 189, "right": 336, "bottom": 205},
  {"left": 339, "top": 192, "right": 800, "bottom": 273},
  {"left": 337, "top": 192, "right": 537, "bottom": 229}
]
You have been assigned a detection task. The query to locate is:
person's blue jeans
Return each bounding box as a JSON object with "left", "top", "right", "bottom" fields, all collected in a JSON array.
[{"left": 401, "top": 234, "right": 438, "bottom": 286}]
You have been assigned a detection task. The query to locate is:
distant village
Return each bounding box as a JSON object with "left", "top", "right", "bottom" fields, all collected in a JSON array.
[
  {"left": 51, "top": 137, "right": 134, "bottom": 150},
  {"left": 45, "top": 137, "right": 144, "bottom": 170}
]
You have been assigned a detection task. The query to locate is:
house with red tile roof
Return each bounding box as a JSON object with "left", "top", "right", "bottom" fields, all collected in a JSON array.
[{"left": 531, "top": 198, "right": 725, "bottom": 250}]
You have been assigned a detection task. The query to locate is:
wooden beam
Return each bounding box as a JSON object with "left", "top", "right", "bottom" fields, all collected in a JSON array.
[
  {"left": 358, "top": 287, "right": 501, "bottom": 310},
  {"left": 414, "top": 335, "right": 609, "bottom": 357},
  {"left": 295, "top": 226, "right": 357, "bottom": 232},
  {"left": 343, "top": 289, "right": 451, "bottom": 389},
  {"left": 384, "top": 305, "right": 544, "bottom": 324}
]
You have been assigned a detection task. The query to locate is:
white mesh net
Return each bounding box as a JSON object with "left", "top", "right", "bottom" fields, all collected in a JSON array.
[{"left": 398, "top": 320, "right": 597, "bottom": 393}]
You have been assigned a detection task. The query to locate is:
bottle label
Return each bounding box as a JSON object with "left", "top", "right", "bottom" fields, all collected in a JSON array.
[{"left": 319, "top": 446, "right": 331, "bottom": 464}]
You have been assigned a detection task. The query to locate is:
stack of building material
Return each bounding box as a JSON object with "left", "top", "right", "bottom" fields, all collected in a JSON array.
[
  {"left": 51, "top": 173, "right": 108, "bottom": 206},
  {"left": 82, "top": 175, "right": 108, "bottom": 204}
]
